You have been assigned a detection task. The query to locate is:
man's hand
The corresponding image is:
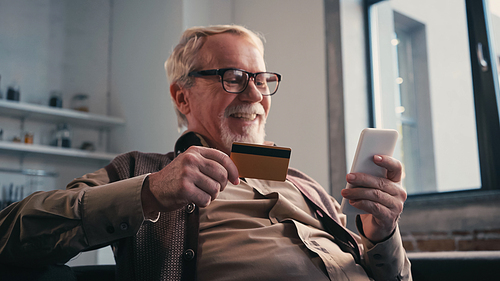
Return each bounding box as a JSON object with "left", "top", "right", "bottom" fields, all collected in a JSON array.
[
  {"left": 340, "top": 155, "right": 407, "bottom": 242},
  {"left": 141, "top": 146, "right": 240, "bottom": 215}
]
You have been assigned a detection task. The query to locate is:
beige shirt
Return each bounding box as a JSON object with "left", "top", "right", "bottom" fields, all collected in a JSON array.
[
  {"left": 1, "top": 165, "right": 410, "bottom": 280},
  {"left": 198, "top": 178, "right": 371, "bottom": 281},
  {"left": 0, "top": 168, "right": 147, "bottom": 265}
]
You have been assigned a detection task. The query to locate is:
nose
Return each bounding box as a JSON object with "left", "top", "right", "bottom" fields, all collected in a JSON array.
[{"left": 238, "top": 78, "right": 263, "bottom": 103}]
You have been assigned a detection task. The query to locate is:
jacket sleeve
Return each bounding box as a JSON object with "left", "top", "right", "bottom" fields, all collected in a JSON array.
[
  {"left": 354, "top": 215, "right": 412, "bottom": 281},
  {"left": 331, "top": 197, "right": 412, "bottom": 281},
  {"left": 0, "top": 168, "right": 148, "bottom": 266}
]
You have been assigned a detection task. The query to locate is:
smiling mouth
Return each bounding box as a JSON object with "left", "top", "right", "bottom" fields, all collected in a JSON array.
[{"left": 230, "top": 113, "right": 258, "bottom": 121}]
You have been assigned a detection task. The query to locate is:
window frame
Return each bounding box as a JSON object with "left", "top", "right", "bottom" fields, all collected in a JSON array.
[
  {"left": 465, "top": 0, "right": 500, "bottom": 190},
  {"left": 363, "top": 0, "right": 500, "bottom": 195}
]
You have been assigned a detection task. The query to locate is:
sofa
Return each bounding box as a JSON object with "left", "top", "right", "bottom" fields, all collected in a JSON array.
[{"left": 1, "top": 251, "right": 499, "bottom": 281}]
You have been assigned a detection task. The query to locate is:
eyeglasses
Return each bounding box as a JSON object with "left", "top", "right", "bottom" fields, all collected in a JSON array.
[{"left": 188, "top": 68, "right": 282, "bottom": 96}]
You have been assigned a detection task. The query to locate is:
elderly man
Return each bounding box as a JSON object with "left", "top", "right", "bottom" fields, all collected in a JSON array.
[{"left": 0, "top": 25, "right": 411, "bottom": 281}]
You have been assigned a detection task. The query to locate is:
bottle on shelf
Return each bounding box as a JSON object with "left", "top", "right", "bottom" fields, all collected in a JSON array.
[
  {"left": 24, "top": 132, "right": 34, "bottom": 144},
  {"left": 49, "top": 91, "right": 63, "bottom": 108},
  {"left": 51, "top": 123, "right": 72, "bottom": 148},
  {"left": 6, "top": 82, "right": 20, "bottom": 102}
]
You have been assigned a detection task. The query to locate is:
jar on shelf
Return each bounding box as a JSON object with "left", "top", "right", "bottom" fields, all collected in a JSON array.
[
  {"left": 6, "top": 83, "right": 20, "bottom": 102},
  {"left": 24, "top": 132, "right": 34, "bottom": 144},
  {"left": 71, "top": 93, "right": 89, "bottom": 112},
  {"left": 49, "top": 91, "right": 63, "bottom": 108},
  {"left": 51, "top": 123, "right": 72, "bottom": 148}
]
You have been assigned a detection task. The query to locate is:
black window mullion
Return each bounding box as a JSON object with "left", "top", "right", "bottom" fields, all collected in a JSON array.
[
  {"left": 466, "top": 0, "right": 500, "bottom": 190},
  {"left": 363, "top": 0, "right": 378, "bottom": 128}
]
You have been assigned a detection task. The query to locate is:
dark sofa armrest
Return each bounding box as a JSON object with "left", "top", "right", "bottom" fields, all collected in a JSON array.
[
  {"left": 408, "top": 251, "right": 500, "bottom": 281},
  {"left": 72, "top": 265, "right": 116, "bottom": 281},
  {"left": 0, "top": 263, "right": 116, "bottom": 281},
  {"left": 0, "top": 263, "right": 76, "bottom": 281}
]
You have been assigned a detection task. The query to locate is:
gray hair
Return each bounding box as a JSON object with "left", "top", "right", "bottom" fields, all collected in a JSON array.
[{"left": 165, "top": 24, "right": 265, "bottom": 130}]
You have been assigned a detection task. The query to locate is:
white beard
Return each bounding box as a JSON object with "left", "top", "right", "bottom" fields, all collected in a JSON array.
[{"left": 219, "top": 104, "right": 266, "bottom": 151}]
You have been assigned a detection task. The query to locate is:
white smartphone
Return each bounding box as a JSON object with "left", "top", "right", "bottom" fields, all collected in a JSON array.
[{"left": 340, "top": 128, "right": 399, "bottom": 215}]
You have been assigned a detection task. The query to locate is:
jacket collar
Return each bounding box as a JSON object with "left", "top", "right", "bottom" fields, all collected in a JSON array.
[
  {"left": 173, "top": 131, "right": 210, "bottom": 157},
  {"left": 173, "top": 131, "right": 276, "bottom": 158}
]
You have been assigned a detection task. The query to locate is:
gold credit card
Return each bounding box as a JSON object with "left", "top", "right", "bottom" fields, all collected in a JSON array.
[{"left": 230, "top": 142, "right": 291, "bottom": 181}]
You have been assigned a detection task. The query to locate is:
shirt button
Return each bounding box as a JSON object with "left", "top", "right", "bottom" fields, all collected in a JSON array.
[
  {"left": 106, "top": 226, "right": 115, "bottom": 234},
  {"left": 120, "top": 222, "right": 129, "bottom": 231},
  {"left": 183, "top": 249, "right": 195, "bottom": 261},
  {"left": 186, "top": 203, "right": 196, "bottom": 214}
]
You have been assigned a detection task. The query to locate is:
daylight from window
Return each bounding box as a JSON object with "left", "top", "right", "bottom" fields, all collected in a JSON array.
[{"left": 369, "top": 0, "right": 485, "bottom": 195}]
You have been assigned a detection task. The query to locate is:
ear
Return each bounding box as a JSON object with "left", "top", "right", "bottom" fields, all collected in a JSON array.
[{"left": 170, "top": 83, "right": 190, "bottom": 115}]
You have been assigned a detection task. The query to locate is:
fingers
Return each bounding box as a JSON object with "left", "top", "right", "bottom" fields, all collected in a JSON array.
[
  {"left": 346, "top": 155, "right": 404, "bottom": 195},
  {"left": 341, "top": 155, "right": 407, "bottom": 238},
  {"left": 341, "top": 178, "right": 406, "bottom": 241},
  {"left": 178, "top": 147, "right": 238, "bottom": 202},
  {"left": 147, "top": 146, "right": 240, "bottom": 212},
  {"left": 180, "top": 149, "right": 225, "bottom": 196},
  {"left": 342, "top": 167, "right": 407, "bottom": 210},
  {"left": 373, "top": 155, "right": 403, "bottom": 182},
  {"left": 198, "top": 147, "right": 240, "bottom": 186},
  {"left": 342, "top": 185, "right": 404, "bottom": 216},
  {"left": 178, "top": 178, "right": 213, "bottom": 208},
  {"left": 346, "top": 172, "right": 401, "bottom": 197}
]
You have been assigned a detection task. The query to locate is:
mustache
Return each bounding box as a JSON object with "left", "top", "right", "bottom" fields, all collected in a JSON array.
[{"left": 223, "top": 103, "right": 265, "bottom": 118}]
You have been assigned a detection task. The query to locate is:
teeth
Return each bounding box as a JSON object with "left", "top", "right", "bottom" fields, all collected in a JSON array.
[{"left": 231, "top": 113, "right": 257, "bottom": 120}]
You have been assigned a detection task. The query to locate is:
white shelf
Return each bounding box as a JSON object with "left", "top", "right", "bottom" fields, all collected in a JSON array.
[
  {"left": 0, "top": 100, "right": 124, "bottom": 129},
  {"left": 0, "top": 141, "right": 117, "bottom": 161},
  {"left": 0, "top": 167, "right": 58, "bottom": 177}
]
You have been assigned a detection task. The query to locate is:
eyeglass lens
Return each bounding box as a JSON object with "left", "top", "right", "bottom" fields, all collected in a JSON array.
[{"left": 222, "top": 70, "right": 279, "bottom": 95}]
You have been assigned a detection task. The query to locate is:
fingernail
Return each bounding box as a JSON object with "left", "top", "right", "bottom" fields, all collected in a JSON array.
[
  {"left": 374, "top": 155, "right": 383, "bottom": 162},
  {"left": 347, "top": 174, "right": 356, "bottom": 181}
]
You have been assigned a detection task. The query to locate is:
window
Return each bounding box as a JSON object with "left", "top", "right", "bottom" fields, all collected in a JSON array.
[{"left": 365, "top": 0, "right": 500, "bottom": 195}]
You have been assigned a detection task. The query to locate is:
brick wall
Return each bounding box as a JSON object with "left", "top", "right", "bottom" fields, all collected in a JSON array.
[
  {"left": 401, "top": 229, "right": 500, "bottom": 252},
  {"left": 398, "top": 191, "right": 500, "bottom": 253}
]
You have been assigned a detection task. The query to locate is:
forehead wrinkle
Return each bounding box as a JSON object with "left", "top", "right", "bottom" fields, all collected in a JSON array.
[{"left": 202, "top": 34, "right": 264, "bottom": 70}]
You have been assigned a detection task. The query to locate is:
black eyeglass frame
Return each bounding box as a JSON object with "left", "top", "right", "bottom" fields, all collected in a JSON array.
[{"left": 188, "top": 68, "right": 282, "bottom": 96}]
